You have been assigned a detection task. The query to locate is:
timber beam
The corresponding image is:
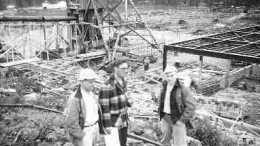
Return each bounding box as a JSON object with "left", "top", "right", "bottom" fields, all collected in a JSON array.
[{"left": 0, "top": 16, "right": 77, "bottom": 22}]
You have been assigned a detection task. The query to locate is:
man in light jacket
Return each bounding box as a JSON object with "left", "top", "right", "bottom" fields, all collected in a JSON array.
[
  {"left": 159, "top": 72, "right": 196, "bottom": 146},
  {"left": 65, "top": 68, "right": 104, "bottom": 146}
]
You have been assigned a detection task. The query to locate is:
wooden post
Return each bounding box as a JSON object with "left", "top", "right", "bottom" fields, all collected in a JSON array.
[
  {"left": 23, "top": 23, "right": 26, "bottom": 58},
  {"left": 225, "top": 59, "right": 231, "bottom": 88},
  {"left": 162, "top": 46, "right": 168, "bottom": 71},
  {"left": 8, "top": 25, "right": 11, "bottom": 62},
  {"left": 56, "top": 24, "right": 59, "bottom": 50},
  {"left": 199, "top": 56, "right": 203, "bottom": 92},
  {"left": 12, "top": 47, "right": 14, "bottom": 62},
  {"left": 6, "top": 52, "right": 9, "bottom": 62},
  {"left": 68, "top": 22, "right": 73, "bottom": 52},
  {"left": 125, "top": 0, "right": 128, "bottom": 21},
  {"left": 249, "top": 63, "right": 254, "bottom": 76},
  {"left": 92, "top": 0, "right": 111, "bottom": 59},
  {"left": 112, "top": 32, "right": 121, "bottom": 60},
  {"left": 74, "top": 23, "right": 79, "bottom": 55},
  {"left": 43, "top": 24, "right": 49, "bottom": 61}
]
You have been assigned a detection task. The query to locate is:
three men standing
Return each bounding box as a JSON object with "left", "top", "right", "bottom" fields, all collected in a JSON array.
[{"left": 65, "top": 59, "right": 196, "bottom": 146}]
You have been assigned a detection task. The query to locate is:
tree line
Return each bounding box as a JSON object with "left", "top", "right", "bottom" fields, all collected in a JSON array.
[
  {"left": 112, "top": 0, "right": 260, "bottom": 7},
  {"left": 0, "top": 0, "right": 259, "bottom": 10},
  {"left": 0, "top": 0, "right": 61, "bottom": 10}
]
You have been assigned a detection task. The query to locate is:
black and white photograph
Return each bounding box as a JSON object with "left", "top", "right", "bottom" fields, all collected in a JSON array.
[{"left": 0, "top": 0, "right": 260, "bottom": 146}]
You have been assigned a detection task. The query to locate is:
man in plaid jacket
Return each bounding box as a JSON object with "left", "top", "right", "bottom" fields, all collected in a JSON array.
[{"left": 99, "top": 58, "right": 132, "bottom": 146}]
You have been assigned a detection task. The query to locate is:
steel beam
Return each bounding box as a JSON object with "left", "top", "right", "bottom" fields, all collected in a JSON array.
[
  {"left": 164, "top": 26, "right": 260, "bottom": 64},
  {"left": 164, "top": 45, "right": 260, "bottom": 63}
]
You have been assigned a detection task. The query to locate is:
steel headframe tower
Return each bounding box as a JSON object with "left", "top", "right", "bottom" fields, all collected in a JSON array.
[{"left": 67, "top": 0, "right": 161, "bottom": 60}]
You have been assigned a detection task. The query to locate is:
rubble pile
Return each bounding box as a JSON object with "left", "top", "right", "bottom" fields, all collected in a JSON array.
[
  {"left": 194, "top": 88, "right": 260, "bottom": 145},
  {"left": 187, "top": 115, "right": 260, "bottom": 146},
  {"left": 195, "top": 88, "right": 260, "bottom": 126},
  {"left": 1, "top": 61, "right": 260, "bottom": 146},
  {"left": 195, "top": 92, "right": 245, "bottom": 120},
  {"left": 213, "top": 88, "right": 260, "bottom": 126},
  {"left": 0, "top": 108, "right": 68, "bottom": 145}
]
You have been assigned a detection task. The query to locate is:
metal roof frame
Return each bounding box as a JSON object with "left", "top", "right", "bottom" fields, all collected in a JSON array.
[{"left": 163, "top": 25, "right": 260, "bottom": 70}]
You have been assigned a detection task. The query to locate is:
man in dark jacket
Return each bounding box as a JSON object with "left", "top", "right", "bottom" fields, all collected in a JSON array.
[
  {"left": 99, "top": 58, "right": 132, "bottom": 146},
  {"left": 159, "top": 73, "right": 196, "bottom": 146}
]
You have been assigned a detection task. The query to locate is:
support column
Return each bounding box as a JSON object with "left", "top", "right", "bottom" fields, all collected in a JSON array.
[
  {"left": 249, "top": 63, "right": 254, "bottom": 76},
  {"left": 225, "top": 59, "right": 231, "bottom": 88},
  {"left": 56, "top": 24, "right": 60, "bottom": 50},
  {"left": 199, "top": 56, "right": 203, "bottom": 93},
  {"left": 162, "top": 46, "right": 168, "bottom": 71},
  {"left": 125, "top": 0, "right": 128, "bottom": 21},
  {"left": 23, "top": 23, "right": 26, "bottom": 58},
  {"left": 68, "top": 23, "right": 72, "bottom": 51},
  {"left": 92, "top": 0, "right": 110, "bottom": 59},
  {"left": 43, "top": 24, "right": 49, "bottom": 61}
]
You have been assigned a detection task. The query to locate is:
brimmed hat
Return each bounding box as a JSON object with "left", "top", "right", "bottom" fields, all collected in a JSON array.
[
  {"left": 78, "top": 68, "right": 99, "bottom": 81},
  {"left": 112, "top": 58, "right": 128, "bottom": 67},
  {"left": 164, "top": 65, "right": 177, "bottom": 74},
  {"left": 175, "top": 72, "right": 191, "bottom": 87},
  {"left": 165, "top": 71, "right": 191, "bottom": 87}
]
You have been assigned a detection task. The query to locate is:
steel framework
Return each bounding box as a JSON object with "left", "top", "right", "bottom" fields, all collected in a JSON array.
[
  {"left": 0, "top": 0, "right": 161, "bottom": 67},
  {"left": 67, "top": 0, "right": 161, "bottom": 59},
  {"left": 163, "top": 25, "right": 260, "bottom": 91},
  {"left": 163, "top": 25, "right": 260, "bottom": 70}
]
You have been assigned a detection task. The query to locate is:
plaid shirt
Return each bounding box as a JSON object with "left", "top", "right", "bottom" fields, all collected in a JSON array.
[{"left": 99, "top": 75, "right": 128, "bottom": 129}]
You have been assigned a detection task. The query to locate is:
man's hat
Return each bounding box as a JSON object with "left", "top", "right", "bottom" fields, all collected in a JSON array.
[
  {"left": 164, "top": 65, "right": 177, "bottom": 74},
  {"left": 175, "top": 72, "right": 191, "bottom": 87},
  {"left": 78, "top": 68, "right": 99, "bottom": 81},
  {"left": 112, "top": 58, "right": 128, "bottom": 67}
]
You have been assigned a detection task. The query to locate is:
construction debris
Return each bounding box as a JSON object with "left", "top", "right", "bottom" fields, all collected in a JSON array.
[{"left": 0, "top": 0, "right": 260, "bottom": 145}]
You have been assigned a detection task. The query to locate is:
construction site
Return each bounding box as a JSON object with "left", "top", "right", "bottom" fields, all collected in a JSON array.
[{"left": 0, "top": 0, "right": 260, "bottom": 145}]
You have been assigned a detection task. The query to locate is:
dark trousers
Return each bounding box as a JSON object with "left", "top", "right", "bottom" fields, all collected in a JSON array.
[{"left": 118, "top": 127, "right": 128, "bottom": 146}]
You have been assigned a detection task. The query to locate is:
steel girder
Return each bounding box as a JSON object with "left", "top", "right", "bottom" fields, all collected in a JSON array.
[{"left": 163, "top": 25, "right": 260, "bottom": 70}]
